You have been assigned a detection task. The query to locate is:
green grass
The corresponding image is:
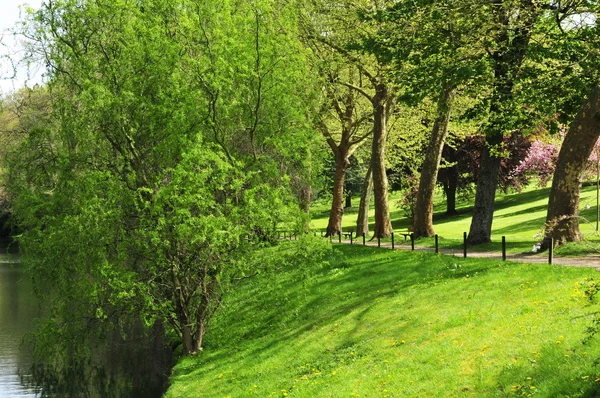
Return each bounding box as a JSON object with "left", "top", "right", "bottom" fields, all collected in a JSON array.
[
  {"left": 166, "top": 242, "right": 600, "bottom": 397},
  {"left": 310, "top": 185, "right": 600, "bottom": 255}
]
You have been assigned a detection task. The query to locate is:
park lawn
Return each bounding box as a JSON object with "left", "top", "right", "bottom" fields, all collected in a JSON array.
[
  {"left": 166, "top": 242, "right": 600, "bottom": 397},
  {"left": 310, "top": 184, "right": 600, "bottom": 255}
]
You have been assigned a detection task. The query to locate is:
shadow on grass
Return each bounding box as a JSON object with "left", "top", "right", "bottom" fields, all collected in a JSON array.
[
  {"left": 494, "top": 187, "right": 551, "bottom": 210},
  {"left": 493, "top": 215, "right": 547, "bottom": 236},
  {"left": 494, "top": 204, "right": 549, "bottom": 220},
  {"left": 176, "top": 246, "right": 495, "bottom": 378}
]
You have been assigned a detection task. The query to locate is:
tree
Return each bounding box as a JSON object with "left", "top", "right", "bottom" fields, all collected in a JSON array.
[
  {"left": 10, "top": 0, "right": 318, "bottom": 364},
  {"left": 437, "top": 132, "right": 531, "bottom": 214},
  {"left": 364, "top": 0, "right": 489, "bottom": 238},
  {"left": 313, "top": 65, "right": 372, "bottom": 237},
  {"left": 543, "top": 85, "right": 600, "bottom": 246},
  {"left": 467, "top": 0, "right": 539, "bottom": 244},
  {"left": 510, "top": 137, "right": 561, "bottom": 189},
  {"left": 0, "top": 88, "right": 53, "bottom": 241},
  {"left": 413, "top": 84, "right": 454, "bottom": 237},
  {"left": 302, "top": 0, "right": 396, "bottom": 238},
  {"left": 355, "top": 164, "right": 372, "bottom": 236}
]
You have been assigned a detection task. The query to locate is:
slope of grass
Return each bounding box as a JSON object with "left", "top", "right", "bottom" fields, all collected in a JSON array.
[
  {"left": 166, "top": 242, "right": 600, "bottom": 397},
  {"left": 310, "top": 185, "right": 600, "bottom": 255}
]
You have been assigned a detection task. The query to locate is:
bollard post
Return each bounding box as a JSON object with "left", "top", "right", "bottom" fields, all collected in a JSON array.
[
  {"left": 350, "top": 233, "right": 353, "bottom": 245},
  {"left": 410, "top": 233, "right": 415, "bottom": 251},
  {"left": 378, "top": 235, "right": 381, "bottom": 248},
  {"left": 329, "top": 233, "right": 332, "bottom": 242},
  {"left": 338, "top": 232, "right": 341, "bottom": 243},
  {"left": 392, "top": 232, "right": 395, "bottom": 250},
  {"left": 463, "top": 232, "right": 467, "bottom": 258},
  {"left": 549, "top": 238, "right": 553, "bottom": 265},
  {"left": 502, "top": 236, "right": 506, "bottom": 261},
  {"left": 321, "top": 231, "right": 323, "bottom": 237},
  {"left": 435, "top": 234, "right": 439, "bottom": 254},
  {"left": 363, "top": 233, "right": 366, "bottom": 246}
]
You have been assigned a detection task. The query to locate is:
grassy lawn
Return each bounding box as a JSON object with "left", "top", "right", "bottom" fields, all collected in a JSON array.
[
  {"left": 310, "top": 185, "right": 600, "bottom": 255},
  {"left": 166, "top": 242, "right": 600, "bottom": 397}
]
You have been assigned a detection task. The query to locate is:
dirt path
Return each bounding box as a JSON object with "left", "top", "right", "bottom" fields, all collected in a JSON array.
[{"left": 332, "top": 238, "right": 600, "bottom": 268}]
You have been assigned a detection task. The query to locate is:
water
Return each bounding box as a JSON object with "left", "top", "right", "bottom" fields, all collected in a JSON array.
[
  {"left": 0, "top": 250, "right": 173, "bottom": 397},
  {"left": 0, "top": 252, "right": 40, "bottom": 398}
]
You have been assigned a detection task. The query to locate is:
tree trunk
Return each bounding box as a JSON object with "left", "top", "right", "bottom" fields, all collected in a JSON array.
[
  {"left": 542, "top": 85, "right": 600, "bottom": 248},
  {"left": 371, "top": 82, "right": 393, "bottom": 238},
  {"left": 467, "top": 0, "right": 536, "bottom": 244},
  {"left": 444, "top": 174, "right": 458, "bottom": 216},
  {"left": 193, "top": 275, "right": 217, "bottom": 353},
  {"left": 345, "top": 193, "right": 352, "bottom": 209},
  {"left": 467, "top": 147, "right": 502, "bottom": 244},
  {"left": 326, "top": 154, "right": 350, "bottom": 237},
  {"left": 298, "top": 182, "right": 312, "bottom": 230},
  {"left": 298, "top": 183, "right": 312, "bottom": 214},
  {"left": 172, "top": 269, "right": 194, "bottom": 355},
  {"left": 356, "top": 165, "right": 373, "bottom": 236},
  {"left": 412, "top": 85, "right": 454, "bottom": 238}
]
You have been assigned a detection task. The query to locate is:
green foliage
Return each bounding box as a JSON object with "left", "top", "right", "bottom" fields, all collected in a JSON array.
[{"left": 8, "top": 0, "right": 320, "bottom": 372}]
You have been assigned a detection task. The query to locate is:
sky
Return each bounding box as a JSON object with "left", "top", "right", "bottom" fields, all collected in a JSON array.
[{"left": 0, "top": 0, "right": 44, "bottom": 95}]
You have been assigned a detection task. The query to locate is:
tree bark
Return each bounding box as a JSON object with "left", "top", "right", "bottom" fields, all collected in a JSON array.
[
  {"left": 371, "top": 82, "right": 393, "bottom": 238},
  {"left": 345, "top": 193, "right": 352, "bottom": 209},
  {"left": 467, "top": 146, "right": 502, "bottom": 244},
  {"left": 172, "top": 269, "right": 194, "bottom": 356},
  {"left": 443, "top": 174, "right": 458, "bottom": 216},
  {"left": 356, "top": 164, "right": 372, "bottom": 236},
  {"left": 326, "top": 153, "right": 350, "bottom": 237},
  {"left": 542, "top": 85, "right": 600, "bottom": 248},
  {"left": 412, "top": 84, "right": 454, "bottom": 238}
]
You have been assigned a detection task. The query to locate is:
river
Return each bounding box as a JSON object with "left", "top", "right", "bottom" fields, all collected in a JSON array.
[
  {"left": 0, "top": 251, "right": 40, "bottom": 398},
  {"left": 0, "top": 248, "right": 173, "bottom": 397}
]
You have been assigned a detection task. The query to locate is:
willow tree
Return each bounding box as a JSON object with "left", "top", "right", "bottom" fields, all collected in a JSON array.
[{"left": 11, "top": 0, "right": 318, "bottom": 365}]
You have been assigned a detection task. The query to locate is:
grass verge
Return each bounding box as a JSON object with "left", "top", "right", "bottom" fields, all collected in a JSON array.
[{"left": 166, "top": 240, "right": 600, "bottom": 397}]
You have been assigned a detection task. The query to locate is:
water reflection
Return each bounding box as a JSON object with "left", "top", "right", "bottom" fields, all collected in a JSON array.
[
  {"left": 28, "top": 320, "right": 173, "bottom": 398},
  {"left": 0, "top": 252, "right": 40, "bottom": 398},
  {"left": 0, "top": 249, "right": 173, "bottom": 397}
]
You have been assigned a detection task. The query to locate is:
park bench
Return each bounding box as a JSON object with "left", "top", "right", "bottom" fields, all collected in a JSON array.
[{"left": 398, "top": 231, "right": 412, "bottom": 240}]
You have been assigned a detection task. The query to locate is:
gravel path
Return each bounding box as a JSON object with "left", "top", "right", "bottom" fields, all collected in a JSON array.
[{"left": 331, "top": 238, "right": 600, "bottom": 268}]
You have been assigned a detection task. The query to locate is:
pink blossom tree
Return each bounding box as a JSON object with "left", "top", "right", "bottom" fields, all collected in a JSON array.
[
  {"left": 511, "top": 132, "right": 600, "bottom": 189},
  {"left": 510, "top": 139, "right": 560, "bottom": 188}
]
